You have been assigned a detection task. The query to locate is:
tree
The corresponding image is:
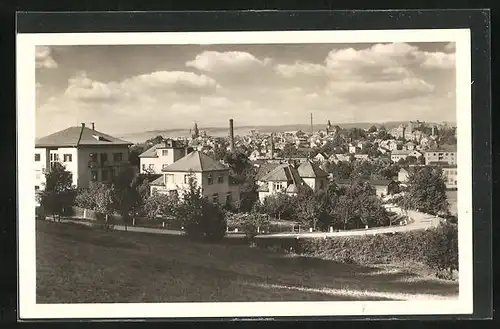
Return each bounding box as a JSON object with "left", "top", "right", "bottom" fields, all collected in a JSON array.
[
  {"left": 406, "top": 155, "right": 418, "bottom": 165},
  {"left": 176, "top": 175, "right": 226, "bottom": 241},
  {"left": 145, "top": 135, "right": 164, "bottom": 146},
  {"left": 368, "top": 125, "right": 378, "bottom": 133},
  {"left": 128, "top": 144, "right": 146, "bottom": 168},
  {"left": 39, "top": 162, "right": 75, "bottom": 221},
  {"left": 112, "top": 168, "right": 149, "bottom": 230},
  {"left": 279, "top": 143, "right": 301, "bottom": 158},
  {"left": 423, "top": 222, "right": 458, "bottom": 279},
  {"left": 295, "top": 186, "right": 324, "bottom": 231},
  {"left": 226, "top": 212, "right": 270, "bottom": 238},
  {"left": 143, "top": 191, "right": 179, "bottom": 221},
  {"left": 405, "top": 166, "right": 449, "bottom": 215},
  {"left": 260, "top": 192, "right": 296, "bottom": 221}
]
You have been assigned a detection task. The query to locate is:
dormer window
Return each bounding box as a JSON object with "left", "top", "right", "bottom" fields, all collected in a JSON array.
[{"left": 92, "top": 134, "right": 111, "bottom": 142}]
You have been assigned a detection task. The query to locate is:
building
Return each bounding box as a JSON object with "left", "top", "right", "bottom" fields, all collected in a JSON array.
[
  {"left": 424, "top": 146, "right": 457, "bottom": 165},
  {"left": 441, "top": 165, "right": 458, "bottom": 189},
  {"left": 34, "top": 123, "right": 132, "bottom": 191},
  {"left": 297, "top": 160, "right": 329, "bottom": 192},
  {"left": 313, "top": 152, "right": 328, "bottom": 163},
  {"left": 391, "top": 150, "right": 411, "bottom": 162},
  {"left": 138, "top": 139, "right": 188, "bottom": 174},
  {"left": 398, "top": 168, "right": 409, "bottom": 183},
  {"left": 149, "top": 150, "right": 240, "bottom": 207},
  {"left": 336, "top": 179, "right": 399, "bottom": 198},
  {"left": 256, "top": 163, "right": 305, "bottom": 202}
]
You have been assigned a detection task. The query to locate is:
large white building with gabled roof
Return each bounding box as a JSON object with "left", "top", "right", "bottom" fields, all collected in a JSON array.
[
  {"left": 149, "top": 150, "right": 240, "bottom": 207},
  {"left": 34, "top": 123, "right": 133, "bottom": 191}
]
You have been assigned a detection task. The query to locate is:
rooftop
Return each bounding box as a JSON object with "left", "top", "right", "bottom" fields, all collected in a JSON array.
[
  {"left": 36, "top": 126, "right": 132, "bottom": 148},
  {"left": 259, "top": 163, "right": 303, "bottom": 185},
  {"left": 297, "top": 160, "right": 328, "bottom": 178},
  {"left": 161, "top": 151, "right": 229, "bottom": 173}
]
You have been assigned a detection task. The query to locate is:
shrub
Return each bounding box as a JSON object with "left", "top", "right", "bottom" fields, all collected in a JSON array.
[
  {"left": 265, "top": 222, "right": 458, "bottom": 279},
  {"left": 226, "top": 212, "right": 271, "bottom": 237}
]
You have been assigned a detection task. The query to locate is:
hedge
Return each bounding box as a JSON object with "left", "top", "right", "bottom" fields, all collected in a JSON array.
[{"left": 254, "top": 222, "right": 458, "bottom": 279}]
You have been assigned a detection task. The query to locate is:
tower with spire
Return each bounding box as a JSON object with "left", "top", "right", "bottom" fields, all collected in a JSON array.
[{"left": 192, "top": 122, "right": 199, "bottom": 139}]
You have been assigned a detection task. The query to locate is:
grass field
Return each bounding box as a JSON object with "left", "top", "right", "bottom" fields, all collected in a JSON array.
[{"left": 36, "top": 220, "right": 458, "bottom": 303}]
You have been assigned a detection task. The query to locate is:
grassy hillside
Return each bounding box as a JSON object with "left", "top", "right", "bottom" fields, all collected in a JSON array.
[{"left": 36, "top": 221, "right": 458, "bottom": 303}]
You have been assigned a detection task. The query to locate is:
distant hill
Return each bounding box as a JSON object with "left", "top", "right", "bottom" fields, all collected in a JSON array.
[{"left": 118, "top": 121, "right": 453, "bottom": 144}]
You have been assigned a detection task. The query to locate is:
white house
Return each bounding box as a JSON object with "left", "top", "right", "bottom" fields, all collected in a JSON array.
[
  {"left": 34, "top": 123, "right": 132, "bottom": 191},
  {"left": 297, "top": 160, "right": 329, "bottom": 192},
  {"left": 313, "top": 152, "right": 328, "bottom": 163},
  {"left": 149, "top": 150, "right": 240, "bottom": 207},
  {"left": 256, "top": 163, "right": 305, "bottom": 202},
  {"left": 138, "top": 139, "right": 187, "bottom": 174},
  {"left": 391, "top": 150, "right": 411, "bottom": 162}
]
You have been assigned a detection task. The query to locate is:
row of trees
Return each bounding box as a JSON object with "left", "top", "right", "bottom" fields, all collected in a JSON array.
[
  {"left": 254, "top": 181, "right": 392, "bottom": 231},
  {"left": 322, "top": 159, "right": 400, "bottom": 181}
]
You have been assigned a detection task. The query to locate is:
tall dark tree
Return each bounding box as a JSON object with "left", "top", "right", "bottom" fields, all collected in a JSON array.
[
  {"left": 406, "top": 166, "right": 449, "bottom": 215},
  {"left": 39, "top": 162, "right": 75, "bottom": 221},
  {"left": 111, "top": 168, "right": 147, "bottom": 230},
  {"left": 368, "top": 125, "right": 378, "bottom": 133}
]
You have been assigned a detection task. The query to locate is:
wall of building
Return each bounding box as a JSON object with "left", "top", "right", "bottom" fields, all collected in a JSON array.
[
  {"left": 77, "top": 145, "right": 130, "bottom": 189},
  {"left": 34, "top": 147, "right": 79, "bottom": 190},
  {"left": 442, "top": 167, "right": 458, "bottom": 189},
  {"left": 424, "top": 151, "right": 457, "bottom": 165}
]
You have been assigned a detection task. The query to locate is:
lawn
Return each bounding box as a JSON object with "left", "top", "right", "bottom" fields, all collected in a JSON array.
[{"left": 36, "top": 220, "right": 458, "bottom": 304}]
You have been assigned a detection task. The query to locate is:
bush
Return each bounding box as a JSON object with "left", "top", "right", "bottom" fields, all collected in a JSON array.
[
  {"left": 259, "top": 222, "right": 458, "bottom": 279},
  {"left": 226, "top": 212, "right": 271, "bottom": 237},
  {"left": 181, "top": 200, "right": 227, "bottom": 242}
]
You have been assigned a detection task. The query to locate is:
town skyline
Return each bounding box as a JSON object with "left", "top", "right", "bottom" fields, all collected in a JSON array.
[{"left": 36, "top": 42, "right": 456, "bottom": 137}]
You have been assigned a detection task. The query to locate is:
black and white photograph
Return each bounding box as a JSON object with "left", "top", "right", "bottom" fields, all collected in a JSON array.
[{"left": 17, "top": 27, "right": 473, "bottom": 319}]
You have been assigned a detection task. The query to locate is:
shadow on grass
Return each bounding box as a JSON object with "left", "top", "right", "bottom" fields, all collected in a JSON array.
[{"left": 36, "top": 221, "right": 458, "bottom": 304}]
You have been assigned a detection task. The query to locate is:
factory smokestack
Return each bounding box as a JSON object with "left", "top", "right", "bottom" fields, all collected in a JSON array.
[
  {"left": 229, "top": 118, "right": 235, "bottom": 152},
  {"left": 310, "top": 113, "right": 313, "bottom": 134},
  {"left": 270, "top": 133, "right": 274, "bottom": 160}
]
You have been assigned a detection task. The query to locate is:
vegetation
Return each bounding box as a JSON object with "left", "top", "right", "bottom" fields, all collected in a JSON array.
[
  {"left": 225, "top": 212, "right": 271, "bottom": 238},
  {"left": 294, "top": 222, "right": 458, "bottom": 279},
  {"left": 38, "top": 162, "right": 76, "bottom": 221},
  {"left": 404, "top": 166, "right": 449, "bottom": 216},
  {"left": 175, "top": 175, "right": 227, "bottom": 241}
]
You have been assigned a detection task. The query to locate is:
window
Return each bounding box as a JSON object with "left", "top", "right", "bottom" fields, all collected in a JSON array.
[
  {"left": 226, "top": 192, "right": 232, "bottom": 203},
  {"left": 113, "top": 152, "right": 123, "bottom": 162},
  {"left": 162, "top": 149, "right": 169, "bottom": 156},
  {"left": 184, "top": 174, "right": 191, "bottom": 184},
  {"left": 273, "top": 182, "right": 284, "bottom": 191},
  {"left": 148, "top": 164, "right": 154, "bottom": 170},
  {"left": 35, "top": 185, "right": 39, "bottom": 191},
  {"left": 34, "top": 153, "right": 40, "bottom": 161},
  {"left": 90, "top": 153, "right": 97, "bottom": 162},
  {"left": 212, "top": 193, "right": 218, "bottom": 204},
  {"left": 91, "top": 170, "right": 98, "bottom": 181},
  {"left": 217, "top": 174, "right": 224, "bottom": 184},
  {"left": 100, "top": 153, "right": 108, "bottom": 164},
  {"left": 142, "top": 164, "right": 147, "bottom": 171},
  {"left": 207, "top": 173, "right": 213, "bottom": 185},
  {"left": 50, "top": 153, "right": 59, "bottom": 162},
  {"left": 102, "top": 170, "right": 109, "bottom": 181},
  {"left": 63, "top": 154, "right": 72, "bottom": 162}
]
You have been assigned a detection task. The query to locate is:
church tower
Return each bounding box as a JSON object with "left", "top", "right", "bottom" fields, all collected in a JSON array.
[{"left": 192, "top": 122, "right": 199, "bottom": 139}]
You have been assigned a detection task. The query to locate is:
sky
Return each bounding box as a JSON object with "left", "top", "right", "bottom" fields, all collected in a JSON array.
[{"left": 35, "top": 42, "right": 456, "bottom": 137}]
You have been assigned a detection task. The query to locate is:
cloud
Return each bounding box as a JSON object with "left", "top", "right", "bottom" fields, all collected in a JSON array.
[
  {"left": 275, "top": 61, "right": 329, "bottom": 78},
  {"left": 186, "top": 51, "right": 271, "bottom": 73},
  {"left": 444, "top": 42, "right": 456, "bottom": 52},
  {"left": 63, "top": 70, "right": 220, "bottom": 103},
  {"left": 35, "top": 46, "right": 58, "bottom": 69},
  {"left": 420, "top": 51, "right": 455, "bottom": 69},
  {"left": 325, "top": 43, "right": 455, "bottom": 72},
  {"left": 200, "top": 96, "right": 233, "bottom": 108},
  {"left": 327, "top": 77, "right": 435, "bottom": 102},
  {"left": 122, "top": 71, "right": 220, "bottom": 94},
  {"left": 64, "top": 71, "right": 126, "bottom": 103}
]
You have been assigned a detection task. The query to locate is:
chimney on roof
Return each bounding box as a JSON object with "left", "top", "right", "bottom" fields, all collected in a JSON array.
[
  {"left": 91, "top": 122, "right": 95, "bottom": 130},
  {"left": 229, "top": 118, "right": 235, "bottom": 152}
]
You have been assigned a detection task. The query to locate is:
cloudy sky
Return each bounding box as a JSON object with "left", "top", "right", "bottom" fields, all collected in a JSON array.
[{"left": 35, "top": 42, "right": 456, "bottom": 137}]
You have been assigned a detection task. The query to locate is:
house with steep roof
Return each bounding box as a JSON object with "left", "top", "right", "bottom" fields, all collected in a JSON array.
[
  {"left": 149, "top": 150, "right": 240, "bottom": 207},
  {"left": 34, "top": 123, "right": 132, "bottom": 191},
  {"left": 138, "top": 139, "right": 188, "bottom": 174},
  {"left": 297, "top": 160, "right": 329, "bottom": 192},
  {"left": 256, "top": 163, "right": 305, "bottom": 202}
]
